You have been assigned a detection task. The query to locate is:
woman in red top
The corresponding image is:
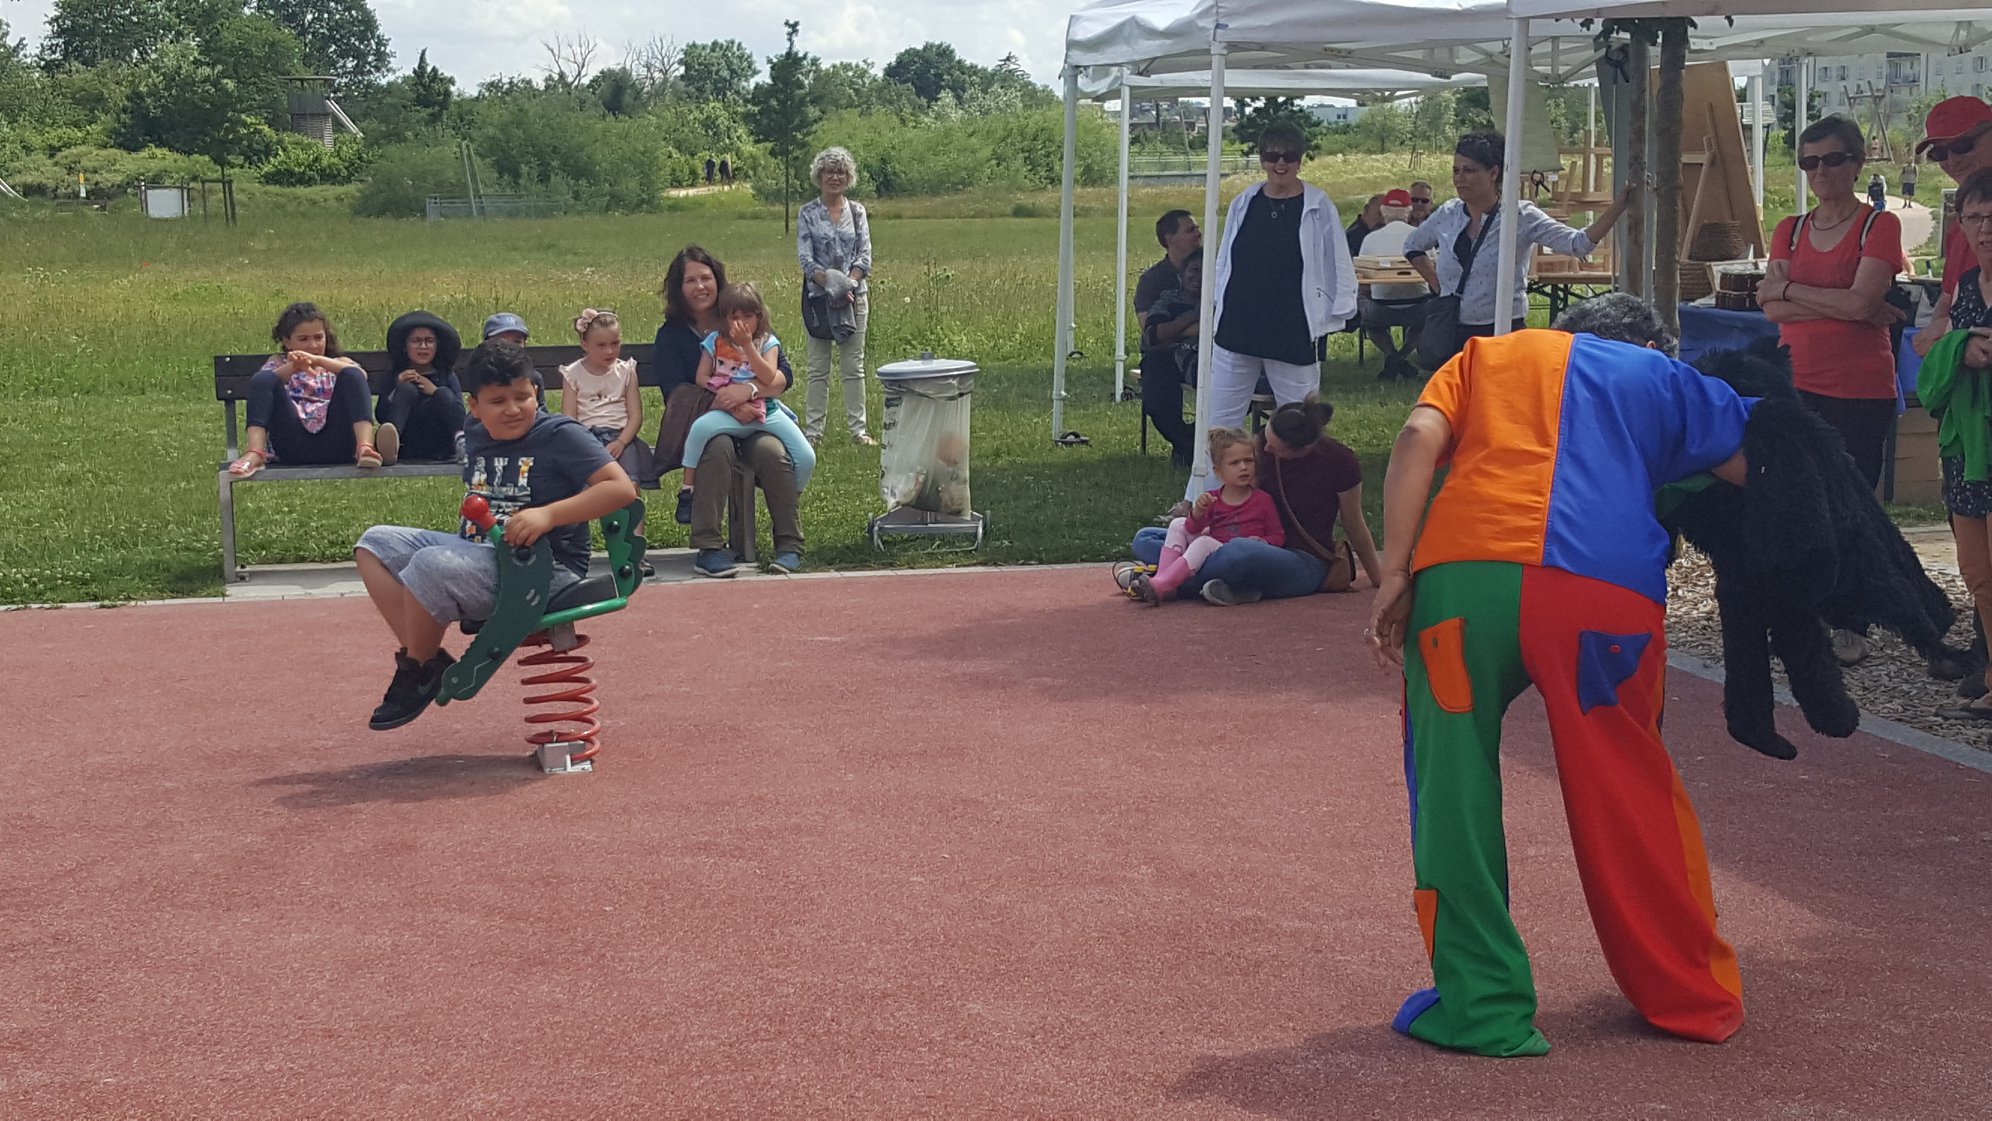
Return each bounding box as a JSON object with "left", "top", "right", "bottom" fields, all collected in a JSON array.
[{"left": 1761, "top": 116, "right": 1906, "bottom": 491}]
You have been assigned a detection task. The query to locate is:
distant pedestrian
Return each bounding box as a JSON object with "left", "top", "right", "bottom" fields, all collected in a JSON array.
[
  {"left": 1901, "top": 162, "right": 1918, "bottom": 208},
  {"left": 1868, "top": 171, "right": 1887, "bottom": 213},
  {"left": 719, "top": 157, "right": 733, "bottom": 185},
  {"left": 704, "top": 157, "right": 716, "bottom": 185}
]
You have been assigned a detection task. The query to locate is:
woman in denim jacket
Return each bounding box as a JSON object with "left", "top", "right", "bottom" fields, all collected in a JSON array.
[{"left": 797, "top": 146, "right": 875, "bottom": 446}]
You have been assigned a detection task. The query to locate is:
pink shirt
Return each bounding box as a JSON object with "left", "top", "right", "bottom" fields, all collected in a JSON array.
[{"left": 1185, "top": 487, "right": 1285, "bottom": 547}]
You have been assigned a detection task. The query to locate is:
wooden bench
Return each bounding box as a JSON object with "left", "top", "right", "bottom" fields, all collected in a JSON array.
[{"left": 214, "top": 343, "right": 764, "bottom": 581}]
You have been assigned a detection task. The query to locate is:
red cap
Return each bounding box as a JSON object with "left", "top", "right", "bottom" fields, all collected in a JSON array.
[
  {"left": 1916, "top": 96, "right": 1992, "bottom": 155},
  {"left": 1382, "top": 188, "right": 1413, "bottom": 207}
]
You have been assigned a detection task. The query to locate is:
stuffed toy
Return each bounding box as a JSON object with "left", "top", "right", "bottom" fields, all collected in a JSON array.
[{"left": 1663, "top": 339, "right": 1962, "bottom": 760}]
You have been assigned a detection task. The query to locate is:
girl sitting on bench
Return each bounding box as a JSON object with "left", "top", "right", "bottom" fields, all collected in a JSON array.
[{"left": 230, "top": 302, "right": 393, "bottom": 476}]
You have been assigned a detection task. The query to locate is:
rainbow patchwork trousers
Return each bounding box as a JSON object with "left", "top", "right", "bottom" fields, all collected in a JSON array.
[{"left": 1396, "top": 561, "right": 1745, "bottom": 1057}]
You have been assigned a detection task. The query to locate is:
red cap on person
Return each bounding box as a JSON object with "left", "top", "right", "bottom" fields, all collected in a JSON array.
[
  {"left": 1383, "top": 188, "right": 1413, "bottom": 207},
  {"left": 1916, "top": 96, "right": 1992, "bottom": 155}
]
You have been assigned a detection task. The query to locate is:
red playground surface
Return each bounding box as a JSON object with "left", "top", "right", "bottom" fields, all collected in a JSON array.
[{"left": 5, "top": 567, "right": 1990, "bottom": 1118}]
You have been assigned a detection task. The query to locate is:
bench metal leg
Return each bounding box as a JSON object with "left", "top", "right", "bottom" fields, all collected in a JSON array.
[{"left": 218, "top": 471, "right": 240, "bottom": 583}]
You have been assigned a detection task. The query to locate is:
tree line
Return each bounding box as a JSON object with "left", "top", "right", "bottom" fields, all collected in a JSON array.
[{"left": 0, "top": 3, "right": 1120, "bottom": 214}]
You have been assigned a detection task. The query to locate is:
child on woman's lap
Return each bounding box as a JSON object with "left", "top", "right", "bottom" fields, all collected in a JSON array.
[
  {"left": 1134, "top": 427, "right": 1283, "bottom": 605},
  {"left": 673, "top": 282, "right": 817, "bottom": 523}
]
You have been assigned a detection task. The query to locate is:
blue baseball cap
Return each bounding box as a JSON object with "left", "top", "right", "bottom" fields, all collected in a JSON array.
[{"left": 482, "top": 312, "right": 529, "bottom": 340}]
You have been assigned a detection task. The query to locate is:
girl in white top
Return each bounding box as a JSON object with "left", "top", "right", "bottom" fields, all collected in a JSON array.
[{"left": 559, "top": 308, "right": 648, "bottom": 483}]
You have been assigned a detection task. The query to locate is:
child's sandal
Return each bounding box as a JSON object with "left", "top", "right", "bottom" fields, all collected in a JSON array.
[
  {"left": 228, "top": 448, "right": 268, "bottom": 478},
  {"left": 356, "top": 443, "right": 383, "bottom": 469}
]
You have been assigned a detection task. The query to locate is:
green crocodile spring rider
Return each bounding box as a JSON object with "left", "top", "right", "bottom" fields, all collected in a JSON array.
[{"left": 437, "top": 494, "right": 648, "bottom": 775}]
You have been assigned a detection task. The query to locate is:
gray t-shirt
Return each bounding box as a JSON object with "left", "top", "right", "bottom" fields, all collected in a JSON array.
[{"left": 461, "top": 412, "right": 613, "bottom": 576}]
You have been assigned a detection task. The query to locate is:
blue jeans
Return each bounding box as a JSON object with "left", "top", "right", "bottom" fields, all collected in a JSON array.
[{"left": 1130, "top": 527, "right": 1326, "bottom": 600}]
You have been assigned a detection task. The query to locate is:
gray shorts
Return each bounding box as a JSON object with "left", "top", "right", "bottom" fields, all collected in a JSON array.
[{"left": 355, "top": 526, "right": 577, "bottom": 625}]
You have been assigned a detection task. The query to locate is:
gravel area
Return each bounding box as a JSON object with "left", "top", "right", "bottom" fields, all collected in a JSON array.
[{"left": 1664, "top": 548, "right": 1992, "bottom": 754}]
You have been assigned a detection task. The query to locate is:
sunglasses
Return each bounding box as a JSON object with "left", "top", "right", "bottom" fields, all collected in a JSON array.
[
  {"left": 1797, "top": 151, "right": 1862, "bottom": 172},
  {"left": 1260, "top": 150, "right": 1302, "bottom": 165},
  {"left": 1928, "top": 133, "right": 1982, "bottom": 164}
]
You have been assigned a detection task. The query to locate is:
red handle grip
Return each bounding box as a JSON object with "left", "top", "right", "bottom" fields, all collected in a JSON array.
[{"left": 460, "top": 494, "right": 495, "bottom": 531}]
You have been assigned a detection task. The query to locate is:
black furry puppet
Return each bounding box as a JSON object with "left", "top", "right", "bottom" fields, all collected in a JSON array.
[{"left": 1661, "top": 339, "right": 1961, "bottom": 760}]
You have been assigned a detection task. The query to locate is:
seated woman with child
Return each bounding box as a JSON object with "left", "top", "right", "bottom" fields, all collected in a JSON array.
[{"left": 1120, "top": 398, "right": 1382, "bottom": 604}]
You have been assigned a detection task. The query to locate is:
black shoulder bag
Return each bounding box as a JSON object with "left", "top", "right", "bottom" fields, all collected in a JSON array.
[{"left": 1417, "top": 212, "right": 1496, "bottom": 369}]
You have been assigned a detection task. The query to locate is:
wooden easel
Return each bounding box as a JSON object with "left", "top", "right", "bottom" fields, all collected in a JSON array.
[{"left": 1674, "top": 62, "right": 1766, "bottom": 260}]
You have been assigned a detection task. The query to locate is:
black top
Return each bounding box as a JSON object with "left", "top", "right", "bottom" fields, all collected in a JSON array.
[
  {"left": 460, "top": 413, "right": 613, "bottom": 576},
  {"left": 649, "top": 320, "right": 797, "bottom": 395},
  {"left": 379, "top": 310, "right": 465, "bottom": 423},
  {"left": 1345, "top": 217, "right": 1375, "bottom": 258},
  {"left": 1216, "top": 192, "right": 1313, "bottom": 365}
]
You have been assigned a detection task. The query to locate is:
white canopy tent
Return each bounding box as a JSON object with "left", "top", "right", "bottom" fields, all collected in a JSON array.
[
  {"left": 1055, "top": 0, "right": 1992, "bottom": 475},
  {"left": 1080, "top": 66, "right": 1486, "bottom": 401},
  {"left": 1482, "top": 4, "right": 1992, "bottom": 338}
]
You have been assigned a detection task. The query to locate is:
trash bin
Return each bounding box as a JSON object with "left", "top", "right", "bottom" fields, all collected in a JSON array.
[{"left": 871, "top": 353, "right": 984, "bottom": 548}]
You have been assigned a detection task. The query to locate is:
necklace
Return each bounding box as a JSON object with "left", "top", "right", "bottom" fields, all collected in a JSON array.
[
  {"left": 1265, "top": 190, "right": 1300, "bottom": 219},
  {"left": 1808, "top": 207, "right": 1857, "bottom": 234}
]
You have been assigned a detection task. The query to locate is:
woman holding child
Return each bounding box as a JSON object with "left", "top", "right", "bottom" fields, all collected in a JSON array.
[
  {"left": 1121, "top": 398, "right": 1382, "bottom": 605},
  {"left": 648, "top": 245, "right": 808, "bottom": 578}
]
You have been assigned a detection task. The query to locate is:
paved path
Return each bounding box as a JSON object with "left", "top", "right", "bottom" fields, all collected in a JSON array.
[{"left": 4, "top": 568, "right": 1990, "bottom": 1118}]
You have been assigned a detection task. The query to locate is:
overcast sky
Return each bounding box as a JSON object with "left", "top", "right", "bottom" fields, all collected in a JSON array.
[{"left": 2, "top": 0, "right": 1080, "bottom": 86}]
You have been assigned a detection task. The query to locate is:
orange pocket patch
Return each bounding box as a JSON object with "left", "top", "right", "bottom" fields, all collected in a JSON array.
[
  {"left": 1418, "top": 617, "right": 1473, "bottom": 714},
  {"left": 1414, "top": 888, "right": 1438, "bottom": 960}
]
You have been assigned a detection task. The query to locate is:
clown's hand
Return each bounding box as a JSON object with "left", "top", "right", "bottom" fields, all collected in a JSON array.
[{"left": 1367, "top": 570, "right": 1413, "bottom": 669}]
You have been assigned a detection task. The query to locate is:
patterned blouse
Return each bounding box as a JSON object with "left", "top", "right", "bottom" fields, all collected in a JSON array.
[
  {"left": 797, "top": 197, "right": 873, "bottom": 299},
  {"left": 1403, "top": 198, "right": 1596, "bottom": 326}
]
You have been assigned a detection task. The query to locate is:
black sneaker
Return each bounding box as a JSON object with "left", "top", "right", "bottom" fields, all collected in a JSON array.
[
  {"left": 674, "top": 487, "right": 695, "bottom": 525},
  {"left": 369, "top": 649, "right": 457, "bottom": 731}
]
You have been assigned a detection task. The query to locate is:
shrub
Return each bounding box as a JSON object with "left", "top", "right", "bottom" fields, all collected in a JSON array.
[
  {"left": 352, "top": 141, "right": 490, "bottom": 218},
  {"left": 257, "top": 134, "right": 374, "bottom": 187}
]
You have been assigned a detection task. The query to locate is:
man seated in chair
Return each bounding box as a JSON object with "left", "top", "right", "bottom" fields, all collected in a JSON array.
[
  {"left": 354, "top": 339, "right": 638, "bottom": 731},
  {"left": 1359, "top": 189, "right": 1431, "bottom": 381}
]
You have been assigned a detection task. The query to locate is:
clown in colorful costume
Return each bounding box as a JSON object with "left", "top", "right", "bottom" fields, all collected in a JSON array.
[{"left": 1367, "top": 326, "right": 1756, "bottom": 1057}]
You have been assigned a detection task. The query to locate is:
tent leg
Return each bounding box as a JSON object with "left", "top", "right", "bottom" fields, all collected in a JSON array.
[
  {"left": 1054, "top": 68, "right": 1079, "bottom": 443},
  {"left": 1492, "top": 18, "right": 1531, "bottom": 335},
  {"left": 1185, "top": 43, "right": 1225, "bottom": 500},
  {"left": 1115, "top": 73, "right": 1133, "bottom": 403}
]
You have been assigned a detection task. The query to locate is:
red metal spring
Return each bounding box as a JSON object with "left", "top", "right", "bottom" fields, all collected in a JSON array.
[{"left": 519, "top": 632, "right": 602, "bottom": 763}]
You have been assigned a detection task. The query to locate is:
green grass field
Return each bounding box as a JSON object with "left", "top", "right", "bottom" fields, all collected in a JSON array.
[{"left": 0, "top": 156, "right": 1927, "bottom": 605}]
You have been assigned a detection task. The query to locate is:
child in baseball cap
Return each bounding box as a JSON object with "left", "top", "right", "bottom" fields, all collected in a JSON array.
[
  {"left": 480, "top": 313, "right": 545, "bottom": 407},
  {"left": 482, "top": 312, "right": 530, "bottom": 343}
]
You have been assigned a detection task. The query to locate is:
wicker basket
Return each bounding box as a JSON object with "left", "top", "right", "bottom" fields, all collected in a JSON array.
[
  {"left": 1679, "top": 261, "right": 1715, "bottom": 302},
  {"left": 1688, "top": 221, "right": 1746, "bottom": 262}
]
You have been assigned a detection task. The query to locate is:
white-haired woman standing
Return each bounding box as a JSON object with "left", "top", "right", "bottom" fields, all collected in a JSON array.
[{"left": 797, "top": 146, "right": 876, "bottom": 446}]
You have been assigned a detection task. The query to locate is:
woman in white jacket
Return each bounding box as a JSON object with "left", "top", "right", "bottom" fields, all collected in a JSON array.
[{"left": 1194, "top": 125, "right": 1358, "bottom": 498}]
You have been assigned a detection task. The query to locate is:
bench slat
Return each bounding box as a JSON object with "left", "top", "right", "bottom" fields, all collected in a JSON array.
[
  {"left": 218, "top": 462, "right": 464, "bottom": 482},
  {"left": 214, "top": 343, "right": 660, "bottom": 401}
]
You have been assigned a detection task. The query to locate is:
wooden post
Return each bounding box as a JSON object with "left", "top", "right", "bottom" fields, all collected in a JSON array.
[{"left": 1653, "top": 20, "right": 1688, "bottom": 339}]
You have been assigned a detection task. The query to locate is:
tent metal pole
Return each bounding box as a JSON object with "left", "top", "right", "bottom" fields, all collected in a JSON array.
[
  {"left": 1493, "top": 18, "right": 1530, "bottom": 335},
  {"left": 1054, "top": 67, "right": 1079, "bottom": 442},
  {"left": 1115, "top": 71, "right": 1133, "bottom": 402},
  {"left": 1187, "top": 42, "right": 1225, "bottom": 499},
  {"left": 1751, "top": 70, "right": 1767, "bottom": 236},
  {"left": 1795, "top": 56, "right": 1811, "bottom": 214}
]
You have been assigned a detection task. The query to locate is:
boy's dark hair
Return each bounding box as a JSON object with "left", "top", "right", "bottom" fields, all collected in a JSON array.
[
  {"left": 463, "top": 339, "right": 537, "bottom": 394},
  {"left": 662, "top": 244, "right": 728, "bottom": 326},
  {"left": 1798, "top": 115, "right": 1867, "bottom": 159},
  {"left": 272, "top": 301, "right": 343, "bottom": 356},
  {"left": 1268, "top": 394, "right": 1335, "bottom": 450},
  {"left": 1155, "top": 209, "right": 1192, "bottom": 247}
]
